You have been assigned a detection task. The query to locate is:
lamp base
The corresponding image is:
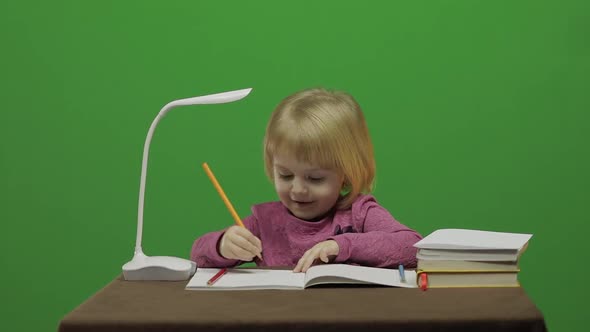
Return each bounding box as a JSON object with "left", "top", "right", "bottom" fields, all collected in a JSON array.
[{"left": 122, "top": 251, "right": 196, "bottom": 281}]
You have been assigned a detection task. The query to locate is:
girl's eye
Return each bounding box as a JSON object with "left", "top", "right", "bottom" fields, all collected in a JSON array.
[
  {"left": 279, "top": 174, "right": 293, "bottom": 180},
  {"left": 308, "top": 177, "right": 325, "bottom": 183}
]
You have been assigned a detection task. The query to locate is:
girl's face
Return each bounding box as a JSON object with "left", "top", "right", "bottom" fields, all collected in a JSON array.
[{"left": 272, "top": 153, "right": 344, "bottom": 221}]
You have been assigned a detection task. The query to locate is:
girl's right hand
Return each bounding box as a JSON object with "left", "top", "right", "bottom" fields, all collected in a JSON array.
[{"left": 219, "top": 226, "right": 263, "bottom": 261}]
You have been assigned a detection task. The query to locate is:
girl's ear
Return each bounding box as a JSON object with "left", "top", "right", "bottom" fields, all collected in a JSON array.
[{"left": 340, "top": 179, "right": 350, "bottom": 196}]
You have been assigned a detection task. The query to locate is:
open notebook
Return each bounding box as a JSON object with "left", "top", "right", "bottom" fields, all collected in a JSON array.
[{"left": 186, "top": 264, "right": 417, "bottom": 290}]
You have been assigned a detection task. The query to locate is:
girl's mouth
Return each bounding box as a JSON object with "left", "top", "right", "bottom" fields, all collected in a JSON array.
[{"left": 293, "top": 200, "right": 313, "bottom": 207}]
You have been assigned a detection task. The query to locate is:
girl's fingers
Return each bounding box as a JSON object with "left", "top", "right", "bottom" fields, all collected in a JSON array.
[
  {"left": 293, "top": 255, "right": 305, "bottom": 272},
  {"left": 301, "top": 248, "right": 320, "bottom": 272},
  {"left": 294, "top": 250, "right": 311, "bottom": 272},
  {"left": 320, "top": 249, "right": 329, "bottom": 263},
  {"left": 294, "top": 242, "right": 336, "bottom": 272},
  {"left": 232, "top": 234, "right": 262, "bottom": 258},
  {"left": 234, "top": 227, "right": 263, "bottom": 253},
  {"left": 228, "top": 242, "right": 256, "bottom": 261}
]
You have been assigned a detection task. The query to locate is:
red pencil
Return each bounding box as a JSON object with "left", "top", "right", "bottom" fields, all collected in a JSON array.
[
  {"left": 419, "top": 272, "right": 428, "bottom": 291},
  {"left": 207, "top": 268, "right": 228, "bottom": 286}
]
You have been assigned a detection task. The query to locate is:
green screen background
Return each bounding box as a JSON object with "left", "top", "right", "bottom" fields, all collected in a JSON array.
[{"left": 1, "top": 1, "right": 588, "bottom": 331}]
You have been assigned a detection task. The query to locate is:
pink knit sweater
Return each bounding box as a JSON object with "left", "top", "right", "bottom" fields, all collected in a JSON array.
[{"left": 191, "top": 195, "right": 422, "bottom": 268}]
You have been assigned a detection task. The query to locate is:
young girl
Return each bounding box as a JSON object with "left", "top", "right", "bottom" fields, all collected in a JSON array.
[{"left": 191, "top": 88, "right": 422, "bottom": 272}]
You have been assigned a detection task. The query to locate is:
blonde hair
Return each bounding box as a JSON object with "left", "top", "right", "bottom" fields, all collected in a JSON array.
[{"left": 263, "top": 88, "right": 376, "bottom": 209}]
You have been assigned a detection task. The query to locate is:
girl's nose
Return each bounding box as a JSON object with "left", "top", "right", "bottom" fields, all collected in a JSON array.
[{"left": 291, "top": 178, "right": 308, "bottom": 195}]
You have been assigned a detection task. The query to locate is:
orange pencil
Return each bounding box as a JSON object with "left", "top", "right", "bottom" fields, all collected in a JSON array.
[
  {"left": 202, "top": 162, "right": 245, "bottom": 227},
  {"left": 202, "top": 162, "right": 262, "bottom": 262}
]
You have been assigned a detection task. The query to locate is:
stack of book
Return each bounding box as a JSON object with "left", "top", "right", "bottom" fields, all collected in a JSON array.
[{"left": 413, "top": 229, "right": 532, "bottom": 288}]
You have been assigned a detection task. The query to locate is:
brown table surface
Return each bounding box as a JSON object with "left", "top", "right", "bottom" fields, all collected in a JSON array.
[{"left": 59, "top": 275, "right": 547, "bottom": 332}]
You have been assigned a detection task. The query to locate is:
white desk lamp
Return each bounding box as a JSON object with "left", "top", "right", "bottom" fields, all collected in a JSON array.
[{"left": 122, "top": 88, "right": 253, "bottom": 281}]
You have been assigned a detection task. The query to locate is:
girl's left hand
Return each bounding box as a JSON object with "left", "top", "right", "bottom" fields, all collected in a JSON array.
[{"left": 294, "top": 240, "right": 339, "bottom": 273}]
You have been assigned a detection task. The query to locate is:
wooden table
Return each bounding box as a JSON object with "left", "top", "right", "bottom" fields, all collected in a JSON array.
[{"left": 59, "top": 275, "right": 547, "bottom": 332}]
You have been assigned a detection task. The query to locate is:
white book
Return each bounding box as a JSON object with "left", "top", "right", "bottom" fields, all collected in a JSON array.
[
  {"left": 414, "top": 229, "right": 532, "bottom": 250},
  {"left": 186, "top": 264, "right": 417, "bottom": 290},
  {"left": 414, "top": 229, "right": 532, "bottom": 261},
  {"left": 416, "top": 249, "right": 523, "bottom": 261},
  {"left": 417, "top": 259, "right": 519, "bottom": 272},
  {"left": 420, "top": 271, "right": 520, "bottom": 288}
]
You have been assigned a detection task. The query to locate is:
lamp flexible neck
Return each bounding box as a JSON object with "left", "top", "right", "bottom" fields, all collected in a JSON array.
[{"left": 135, "top": 102, "right": 176, "bottom": 252}]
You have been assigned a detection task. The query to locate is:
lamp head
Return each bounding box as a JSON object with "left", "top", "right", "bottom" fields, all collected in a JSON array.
[{"left": 171, "top": 88, "right": 252, "bottom": 106}]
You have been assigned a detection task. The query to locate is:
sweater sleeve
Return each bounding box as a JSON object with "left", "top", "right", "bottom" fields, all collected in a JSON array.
[
  {"left": 190, "top": 214, "right": 260, "bottom": 268},
  {"left": 330, "top": 199, "right": 422, "bottom": 268}
]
